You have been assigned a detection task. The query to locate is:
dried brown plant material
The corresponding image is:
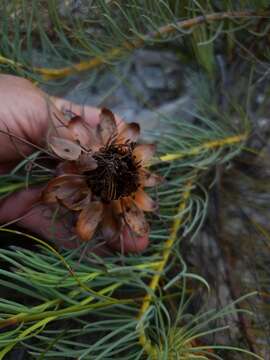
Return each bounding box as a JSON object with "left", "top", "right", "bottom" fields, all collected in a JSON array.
[{"left": 42, "top": 108, "right": 162, "bottom": 244}]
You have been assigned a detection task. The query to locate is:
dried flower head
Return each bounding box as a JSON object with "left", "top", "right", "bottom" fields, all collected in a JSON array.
[{"left": 42, "top": 108, "right": 162, "bottom": 246}]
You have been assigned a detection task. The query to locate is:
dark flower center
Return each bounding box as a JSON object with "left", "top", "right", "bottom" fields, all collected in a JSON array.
[{"left": 85, "top": 143, "right": 140, "bottom": 202}]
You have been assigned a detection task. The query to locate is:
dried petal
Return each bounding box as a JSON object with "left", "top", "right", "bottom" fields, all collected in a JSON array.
[
  {"left": 56, "top": 161, "right": 79, "bottom": 175},
  {"left": 42, "top": 175, "right": 85, "bottom": 204},
  {"left": 77, "top": 153, "right": 97, "bottom": 172},
  {"left": 122, "top": 198, "right": 149, "bottom": 236},
  {"left": 117, "top": 122, "right": 140, "bottom": 143},
  {"left": 133, "top": 144, "right": 156, "bottom": 165},
  {"left": 60, "top": 189, "right": 91, "bottom": 211},
  {"left": 112, "top": 199, "right": 122, "bottom": 216},
  {"left": 140, "top": 170, "right": 163, "bottom": 187},
  {"left": 68, "top": 115, "right": 99, "bottom": 150},
  {"left": 101, "top": 204, "right": 120, "bottom": 241},
  {"left": 98, "top": 108, "right": 117, "bottom": 145},
  {"left": 133, "top": 189, "right": 157, "bottom": 212},
  {"left": 49, "top": 136, "right": 81, "bottom": 160},
  {"left": 76, "top": 201, "right": 103, "bottom": 242}
]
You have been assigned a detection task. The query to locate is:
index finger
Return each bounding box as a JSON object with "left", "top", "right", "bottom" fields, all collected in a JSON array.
[{"left": 51, "top": 97, "right": 123, "bottom": 127}]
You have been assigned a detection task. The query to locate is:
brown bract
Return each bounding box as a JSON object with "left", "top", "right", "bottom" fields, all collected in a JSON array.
[{"left": 42, "top": 108, "right": 162, "bottom": 245}]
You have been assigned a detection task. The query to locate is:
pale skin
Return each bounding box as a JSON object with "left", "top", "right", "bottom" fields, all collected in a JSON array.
[{"left": 0, "top": 74, "right": 149, "bottom": 252}]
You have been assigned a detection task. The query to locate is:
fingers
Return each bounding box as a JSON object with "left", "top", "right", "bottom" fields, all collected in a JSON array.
[
  {"left": 0, "top": 75, "right": 49, "bottom": 162},
  {"left": 51, "top": 97, "right": 101, "bottom": 127},
  {"left": 19, "top": 206, "right": 149, "bottom": 253},
  {"left": 0, "top": 75, "right": 123, "bottom": 164},
  {"left": 0, "top": 187, "right": 42, "bottom": 223},
  {"left": 0, "top": 187, "right": 77, "bottom": 248},
  {"left": 0, "top": 161, "right": 18, "bottom": 174},
  {"left": 18, "top": 205, "right": 149, "bottom": 253},
  {"left": 0, "top": 75, "right": 73, "bottom": 162},
  {"left": 51, "top": 97, "right": 123, "bottom": 127},
  {"left": 0, "top": 186, "right": 77, "bottom": 247},
  {"left": 17, "top": 204, "right": 77, "bottom": 249},
  {"left": 0, "top": 187, "right": 148, "bottom": 253},
  {"left": 108, "top": 225, "right": 149, "bottom": 253}
]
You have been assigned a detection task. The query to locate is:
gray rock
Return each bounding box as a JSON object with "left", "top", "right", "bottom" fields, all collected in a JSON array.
[{"left": 48, "top": 48, "right": 189, "bottom": 139}]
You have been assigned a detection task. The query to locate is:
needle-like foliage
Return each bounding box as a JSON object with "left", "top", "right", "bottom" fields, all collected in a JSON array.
[
  {"left": 0, "top": 99, "right": 260, "bottom": 358},
  {"left": 0, "top": 1, "right": 270, "bottom": 359}
]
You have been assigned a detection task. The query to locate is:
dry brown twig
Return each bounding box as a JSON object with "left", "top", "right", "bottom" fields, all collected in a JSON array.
[{"left": 0, "top": 10, "right": 269, "bottom": 79}]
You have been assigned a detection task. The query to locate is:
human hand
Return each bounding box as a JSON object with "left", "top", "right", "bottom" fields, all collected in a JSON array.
[{"left": 0, "top": 74, "right": 149, "bottom": 252}]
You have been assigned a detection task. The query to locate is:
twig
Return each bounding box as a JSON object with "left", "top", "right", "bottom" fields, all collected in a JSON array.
[
  {"left": 137, "top": 180, "right": 193, "bottom": 358},
  {"left": 0, "top": 129, "right": 57, "bottom": 159},
  {"left": 137, "top": 131, "right": 248, "bottom": 357},
  {"left": 0, "top": 11, "right": 268, "bottom": 79},
  {"left": 159, "top": 133, "right": 248, "bottom": 162}
]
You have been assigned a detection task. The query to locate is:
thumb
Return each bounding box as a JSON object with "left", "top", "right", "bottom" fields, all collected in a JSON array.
[
  {"left": 0, "top": 187, "right": 150, "bottom": 253},
  {"left": 18, "top": 204, "right": 76, "bottom": 249},
  {"left": 0, "top": 187, "right": 42, "bottom": 223},
  {"left": 0, "top": 187, "right": 77, "bottom": 249}
]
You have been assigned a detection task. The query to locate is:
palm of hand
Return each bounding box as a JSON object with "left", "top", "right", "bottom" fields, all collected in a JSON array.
[{"left": 0, "top": 75, "right": 148, "bottom": 253}]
